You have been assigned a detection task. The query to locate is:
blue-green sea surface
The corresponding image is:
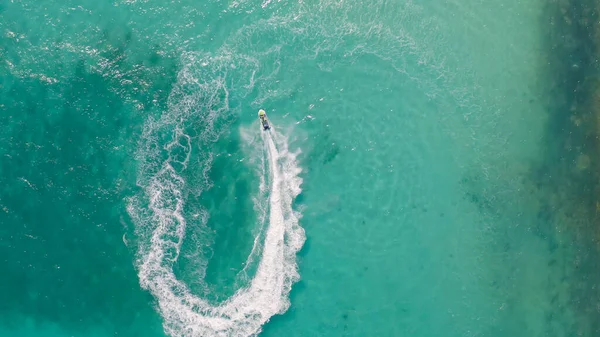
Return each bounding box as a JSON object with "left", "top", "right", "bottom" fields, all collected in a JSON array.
[{"left": 1, "top": 0, "right": 599, "bottom": 336}]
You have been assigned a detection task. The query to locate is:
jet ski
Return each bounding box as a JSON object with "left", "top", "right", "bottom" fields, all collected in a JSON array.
[{"left": 258, "top": 109, "right": 270, "bottom": 130}]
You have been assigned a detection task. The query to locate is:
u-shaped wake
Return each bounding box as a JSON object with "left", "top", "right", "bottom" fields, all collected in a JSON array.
[{"left": 128, "top": 121, "right": 305, "bottom": 337}]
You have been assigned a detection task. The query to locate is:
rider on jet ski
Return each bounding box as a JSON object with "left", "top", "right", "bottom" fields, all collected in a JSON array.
[{"left": 258, "top": 109, "right": 270, "bottom": 130}]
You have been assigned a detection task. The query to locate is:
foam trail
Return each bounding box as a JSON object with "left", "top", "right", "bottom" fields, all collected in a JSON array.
[
  {"left": 130, "top": 119, "right": 304, "bottom": 337},
  {"left": 239, "top": 127, "right": 270, "bottom": 277}
]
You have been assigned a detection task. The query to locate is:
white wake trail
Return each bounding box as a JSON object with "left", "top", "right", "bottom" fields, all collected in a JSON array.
[{"left": 130, "top": 120, "right": 305, "bottom": 337}]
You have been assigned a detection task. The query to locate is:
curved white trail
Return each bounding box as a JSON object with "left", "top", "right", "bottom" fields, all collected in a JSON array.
[{"left": 129, "top": 119, "right": 304, "bottom": 337}]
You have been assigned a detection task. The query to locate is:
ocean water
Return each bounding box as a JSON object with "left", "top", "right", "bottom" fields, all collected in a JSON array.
[{"left": 2, "top": 0, "right": 600, "bottom": 336}]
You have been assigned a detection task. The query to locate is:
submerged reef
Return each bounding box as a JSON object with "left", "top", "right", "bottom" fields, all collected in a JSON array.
[
  {"left": 545, "top": 0, "right": 599, "bottom": 237},
  {"left": 535, "top": 0, "right": 600, "bottom": 334}
]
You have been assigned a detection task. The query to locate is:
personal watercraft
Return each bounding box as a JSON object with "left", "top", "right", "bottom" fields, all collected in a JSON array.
[{"left": 258, "top": 109, "right": 270, "bottom": 130}]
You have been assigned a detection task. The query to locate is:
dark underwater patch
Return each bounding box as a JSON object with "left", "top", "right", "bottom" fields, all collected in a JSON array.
[{"left": 532, "top": 0, "right": 600, "bottom": 334}]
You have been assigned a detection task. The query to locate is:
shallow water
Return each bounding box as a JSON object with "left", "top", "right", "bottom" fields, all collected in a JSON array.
[{"left": 2, "top": 0, "right": 600, "bottom": 336}]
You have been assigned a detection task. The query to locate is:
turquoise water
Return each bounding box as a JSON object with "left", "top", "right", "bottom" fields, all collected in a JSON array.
[{"left": 2, "top": 0, "right": 600, "bottom": 336}]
